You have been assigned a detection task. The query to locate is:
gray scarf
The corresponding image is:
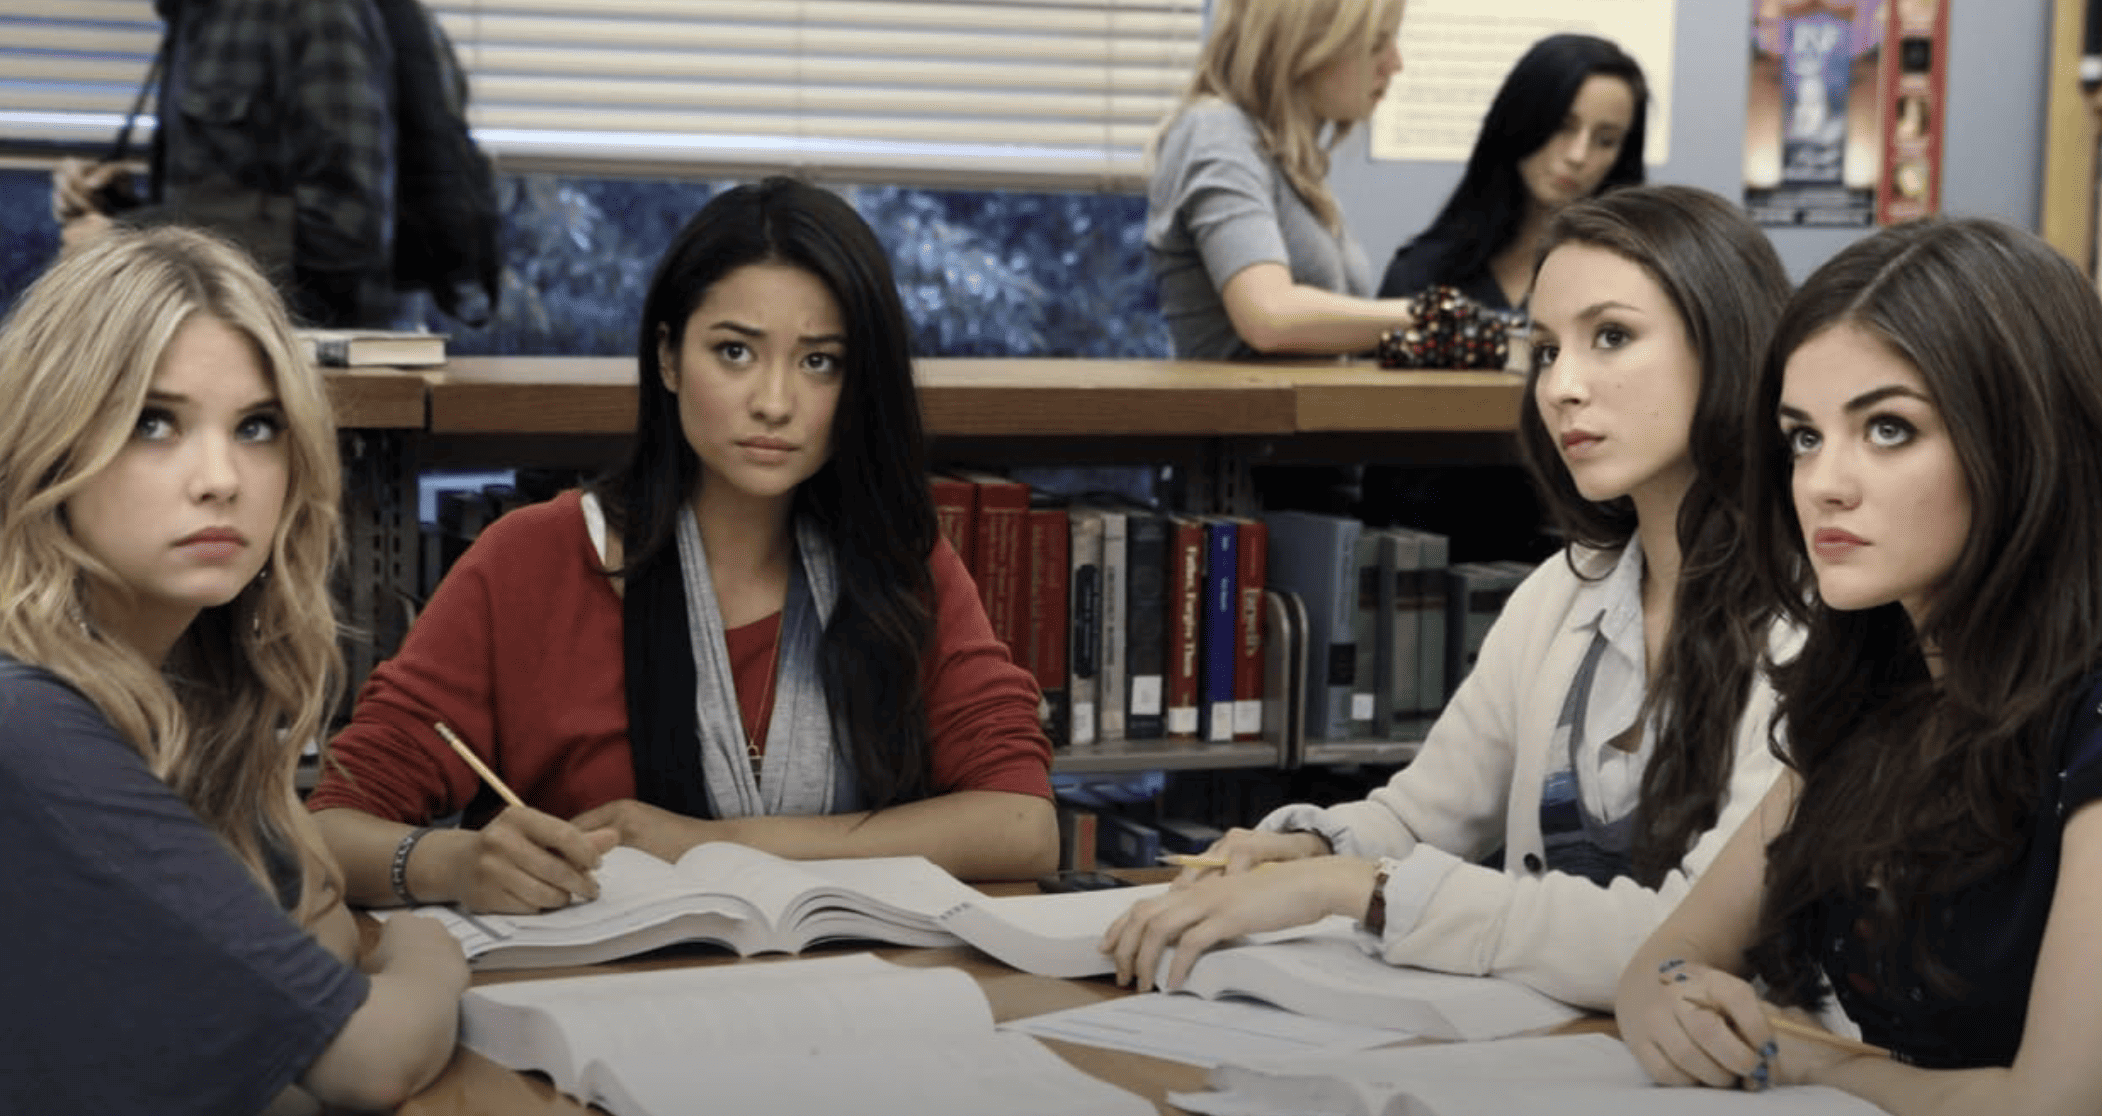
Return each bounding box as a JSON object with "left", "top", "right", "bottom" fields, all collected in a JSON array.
[{"left": 674, "top": 505, "right": 861, "bottom": 818}]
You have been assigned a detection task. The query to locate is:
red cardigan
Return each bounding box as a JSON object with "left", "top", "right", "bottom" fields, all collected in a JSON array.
[{"left": 309, "top": 491, "right": 1052, "bottom": 823}]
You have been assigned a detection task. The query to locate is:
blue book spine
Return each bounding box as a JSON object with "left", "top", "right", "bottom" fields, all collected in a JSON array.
[{"left": 1200, "top": 519, "right": 1239, "bottom": 742}]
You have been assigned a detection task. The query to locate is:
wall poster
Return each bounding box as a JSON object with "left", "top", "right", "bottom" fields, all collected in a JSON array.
[{"left": 1744, "top": 0, "right": 1947, "bottom": 226}]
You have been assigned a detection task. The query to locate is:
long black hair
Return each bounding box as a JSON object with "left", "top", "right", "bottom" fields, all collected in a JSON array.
[
  {"left": 1515, "top": 185, "right": 1790, "bottom": 885},
  {"left": 594, "top": 176, "right": 939, "bottom": 811},
  {"left": 1745, "top": 219, "right": 2102, "bottom": 1006},
  {"left": 1399, "top": 34, "right": 1648, "bottom": 291}
]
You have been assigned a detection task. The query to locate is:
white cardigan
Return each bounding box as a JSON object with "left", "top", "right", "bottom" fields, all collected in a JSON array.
[{"left": 1261, "top": 542, "right": 1794, "bottom": 1011}]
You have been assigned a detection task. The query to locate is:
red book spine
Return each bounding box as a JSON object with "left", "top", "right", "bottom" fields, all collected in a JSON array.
[
  {"left": 1025, "top": 505, "right": 1070, "bottom": 744},
  {"left": 1233, "top": 517, "right": 1268, "bottom": 741},
  {"left": 959, "top": 474, "right": 1030, "bottom": 655},
  {"left": 1164, "top": 516, "right": 1206, "bottom": 740},
  {"left": 929, "top": 474, "right": 975, "bottom": 573}
]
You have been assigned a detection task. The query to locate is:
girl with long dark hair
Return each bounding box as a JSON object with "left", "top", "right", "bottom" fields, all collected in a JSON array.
[
  {"left": 1619, "top": 217, "right": 2102, "bottom": 1108},
  {"left": 313, "top": 178, "right": 1058, "bottom": 912},
  {"left": 1104, "top": 186, "right": 1792, "bottom": 1011}
]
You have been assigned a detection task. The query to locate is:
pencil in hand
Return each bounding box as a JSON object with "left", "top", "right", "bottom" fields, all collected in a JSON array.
[
  {"left": 1157, "top": 853, "right": 1228, "bottom": 869},
  {"left": 1688, "top": 996, "right": 1889, "bottom": 1059},
  {"left": 434, "top": 721, "right": 525, "bottom": 811}
]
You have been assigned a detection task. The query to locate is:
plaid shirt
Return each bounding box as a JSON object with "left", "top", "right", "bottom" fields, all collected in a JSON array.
[{"left": 145, "top": 0, "right": 397, "bottom": 326}]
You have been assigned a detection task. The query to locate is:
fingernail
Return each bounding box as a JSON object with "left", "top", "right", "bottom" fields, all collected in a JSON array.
[
  {"left": 1659, "top": 958, "right": 1686, "bottom": 973},
  {"left": 1761, "top": 1040, "right": 1778, "bottom": 1060}
]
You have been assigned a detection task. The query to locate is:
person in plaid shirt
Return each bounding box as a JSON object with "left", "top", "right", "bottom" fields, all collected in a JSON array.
[{"left": 52, "top": 0, "right": 398, "bottom": 328}]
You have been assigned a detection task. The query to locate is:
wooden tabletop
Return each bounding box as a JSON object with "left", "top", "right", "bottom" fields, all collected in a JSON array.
[{"left": 406, "top": 356, "right": 1525, "bottom": 438}]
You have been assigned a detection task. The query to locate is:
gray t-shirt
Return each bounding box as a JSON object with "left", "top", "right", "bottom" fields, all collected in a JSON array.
[
  {"left": 0, "top": 659, "right": 368, "bottom": 1116},
  {"left": 1146, "top": 99, "right": 1375, "bottom": 359}
]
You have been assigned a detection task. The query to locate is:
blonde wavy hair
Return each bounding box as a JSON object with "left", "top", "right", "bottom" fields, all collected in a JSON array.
[
  {"left": 0, "top": 227, "right": 345, "bottom": 924},
  {"left": 1164, "top": 0, "right": 1403, "bottom": 230}
]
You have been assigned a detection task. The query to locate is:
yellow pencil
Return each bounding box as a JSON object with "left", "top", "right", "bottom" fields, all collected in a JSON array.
[
  {"left": 1689, "top": 997, "right": 1889, "bottom": 1059},
  {"left": 1156, "top": 853, "right": 1229, "bottom": 869},
  {"left": 434, "top": 721, "right": 526, "bottom": 811}
]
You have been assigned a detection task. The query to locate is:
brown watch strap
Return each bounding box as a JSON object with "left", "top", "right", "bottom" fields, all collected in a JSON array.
[{"left": 1364, "top": 866, "right": 1390, "bottom": 935}]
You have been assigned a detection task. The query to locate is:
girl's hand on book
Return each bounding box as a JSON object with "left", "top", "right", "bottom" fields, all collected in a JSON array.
[
  {"left": 1101, "top": 855, "right": 1380, "bottom": 992},
  {"left": 1620, "top": 958, "right": 1777, "bottom": 1090},
  {"left": 1171, "top": 827, "right": 1331, "bottom": 887},
  {"left": 571, "top": 797, "right": 719, "bottom": 864},
  {"left": 443, "top": 805, "right": 618, "bottom": 914}
]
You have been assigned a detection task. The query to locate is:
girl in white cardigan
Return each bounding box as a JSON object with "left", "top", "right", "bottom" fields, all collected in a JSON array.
[{"left": 1105, "top": 185, "right": 1795, "bottom": 1011}]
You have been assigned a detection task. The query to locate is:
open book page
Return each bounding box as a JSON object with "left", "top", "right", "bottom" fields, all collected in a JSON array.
[
  {"left": 1159, "top": 917, "right": 1583, "bottom": 1040},
  {"left": 463, "top": 956, "right": 985, "bottom": 1096},
  {"left": 1005, "top": 991, "right": 1418, "bottom": 1068},
  {"left": 463, "top": 953, "right": 1152, "bottom": 1116},
  {"left": 671, "top": 841, "right": 981, "bottom": 948},
  {"left": 936, "top": 882, "right": 1170, "bottom": 977},
  {"left": 603, "top": 1030, "right": 1154, "bottom": 1116},
  {"left": 414, "top": 844, "right": 978, "bottom": 968},
  {"left": 1171, "top": 1033, "right": 1888, "bottom": 1116}
]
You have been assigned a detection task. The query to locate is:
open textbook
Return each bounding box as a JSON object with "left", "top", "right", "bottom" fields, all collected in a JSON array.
[
  {"left": 1169, "top": 1033, "right": 1887, "bottom": 1116},
  {"left": 462, "top": 953, "right": 1153, "bottom": 1116},
  {"left": 417, "top": 842, "right": 980, "bottom": 969},
  {"left": 938, "top": 890, "right": 1580, "bottom": 1040}
]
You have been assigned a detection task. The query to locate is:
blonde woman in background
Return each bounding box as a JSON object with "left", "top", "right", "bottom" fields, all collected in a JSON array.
[
  {"left": 0, "top": 227, "right": 465, "bottom": 1116},
  {"left": 1147, "top": 0, "right": 1435, "bottom": 359}
]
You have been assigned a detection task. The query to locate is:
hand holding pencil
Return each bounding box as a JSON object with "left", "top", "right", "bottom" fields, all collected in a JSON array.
[{"left": 430, "top": 722, "right": 618, "bottom": 915}]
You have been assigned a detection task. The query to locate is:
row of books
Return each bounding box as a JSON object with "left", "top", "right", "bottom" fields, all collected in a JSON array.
[
  {"left": 1271, "top": 510, "right": 1534, "bottom": 744},
  {"left": 931, "top": 473, "right": 1268, "bottom": 749},
  {"left": 932, "top": 476, "right": 1537, "bottom": 748}
]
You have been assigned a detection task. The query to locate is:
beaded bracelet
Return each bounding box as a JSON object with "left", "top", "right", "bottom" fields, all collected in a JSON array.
[
  {"left": 1377, "top": 284, "right": 1511, "bottom": 370},
  {"left": 390, "top": 825, "right": 436, "bottom": 906}
]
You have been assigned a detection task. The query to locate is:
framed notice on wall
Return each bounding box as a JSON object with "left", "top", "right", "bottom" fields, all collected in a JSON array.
[{"left": 1369, "top": 0, "right": 1676, "bottom": 165}]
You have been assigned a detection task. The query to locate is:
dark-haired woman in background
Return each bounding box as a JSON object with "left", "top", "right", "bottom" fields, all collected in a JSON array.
[
  {"left": 311, "top": 178, "right": 1058, "bottom": 912},
  {"left": 1367, "top": 34, "right": 1647, "bottom": 561},
  {"left": 1619, "top": 218, "right": 2102, "bottom": 1108},
  {"left": 1379, "top": 33, "right": 1647, "bottom": 309}
]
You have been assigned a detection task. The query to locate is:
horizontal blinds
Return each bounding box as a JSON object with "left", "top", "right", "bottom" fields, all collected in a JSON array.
[{"left": 0, "top": 0, "right": 1203, "bottom": 188}]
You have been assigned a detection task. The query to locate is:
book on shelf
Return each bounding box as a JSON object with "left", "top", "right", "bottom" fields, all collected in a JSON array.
[
  {"left": 939, "top": 897, "right": 1578, "bottom": 1040},
  {"left": 1375, "top": 529, "right": 1422, "bottom": 741},
  {"left": 409, "top": 842, "right": 978, "bottom": 970},
  {"left": 1349, "top": 530, "right": 1381, "bottom": 739},
  {"left": 1199, "top": 517, "right": 1239, "bottom": 743},
  {"left": 1231, "top": 516, "right": 1268, "bottom": 741},
  {"left": 1054, "top": 802, "right": 1099, "bottom": 870},
  {"left": 1444, "top": 561, "right": 1529, "bottom": 698},
  {"left": 951, "top": 471, "right": 1031, "bottom": 655},
  {"left": 929, "top": 473, "right": 976, "bottom": 568},
  {"left": 1393, "top": 526, "right": 1450, "bottom": 726},
  {"left": 1164, "top": 515, "right": 1207, "bottom": 740},
  {"left": 1065, "top": 507, "right": 1106, "bottom": 746},
  {"left": 1093, "top": 504, "right": 1130, "bottom": 740},
  {"left": 462, "top": 952, "right": 1153, "bottom": 1116},
  {"left": 1023, "top": 497, "right": 1071, "bottom": 746},
  {"left": 298, "top": 327, "right": 446, "bottom": 367},
  {"left": 1174, "top": 1032, "right": 1884, "bottom": 1116},
  {"left": 1261, "top": 511, "right": 1364, "bottom": 742},
  {"left": 1120, "top": 507, "right": 1169, "bottom": 740}
]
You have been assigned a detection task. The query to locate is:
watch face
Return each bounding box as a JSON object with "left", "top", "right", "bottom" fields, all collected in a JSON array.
[{"left": 1900, "top": 36, "right": 1933, "bottom": 73}]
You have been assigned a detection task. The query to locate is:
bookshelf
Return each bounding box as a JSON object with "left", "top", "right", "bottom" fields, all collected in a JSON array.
[{"left": 337, "top": 357, "right": 1527, "bottom": 773}]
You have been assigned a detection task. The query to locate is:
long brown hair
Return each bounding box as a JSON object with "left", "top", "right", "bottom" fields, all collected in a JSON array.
[
  {"left": 0, "top": 227, "right": 345, "bottom": 923},
  {"left": 1515, "top": 184, "right": 1791, "bottom": 884},
  {"left": 1745, "top": 219, "right": 2102, "bottom": 1006}
]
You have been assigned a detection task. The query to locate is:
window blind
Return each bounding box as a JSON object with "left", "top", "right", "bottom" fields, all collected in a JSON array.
[{"left": 0, "top": 0, "right": 1205, "bottom": 190}]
